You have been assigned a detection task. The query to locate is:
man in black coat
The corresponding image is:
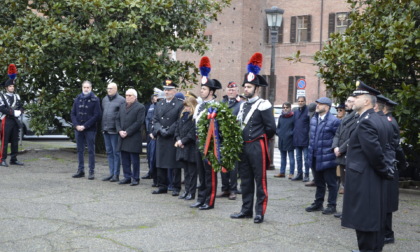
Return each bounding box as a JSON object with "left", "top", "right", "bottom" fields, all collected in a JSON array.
[
  {"left": 116, "top": 88, "right": 145, "bottom": 186},
  {"left": 342, "top": 81, "right": 390, "bottom": 252},
  {"left": 151, "top": 80, "right": 184, "bottom": 195},
  {"left": 230, "top": 53, "right": 276, "bottom": 224},
  {"left": 218, "top": 81, "right": 242, "bottom": 200}
]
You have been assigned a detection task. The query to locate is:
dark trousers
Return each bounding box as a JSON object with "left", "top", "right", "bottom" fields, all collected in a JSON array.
[
  {"left": 220, "top": 161, "right": 238, "bottom": 192},
  {"left": 75, "top": 130, "right": 96, "bottom": 173},
  {"left": 121, "top": 151, "right": 140, "bottom": 181},
  {"left": 384, "top": 212, "right": 394, "bottom": 239},
  {"left": 356, "top": 229, "right": 384, "bottom": 252},
  {"left": 196, "top": 149, "right": 217, "bottom": 207},
  {"left": 147, "top": 139, "right": 157, "bottom": 183},
  {"left": 157, "top": 167, "right": 181, "bottom": 192},
  {"left": 312, "top": 159, "right": 338, "bottom": 206},
  {"left": 0, "top": 117, "right": 19, "bottom": 162},
  {"left": 339, "top": 164, "right": 346, "bottom": 187},
  {"left": 181, "top": 161, "right": 197, "bottom": 195},
  {"left": 238, "top": 140, "right": 268, "bottom": 216}
]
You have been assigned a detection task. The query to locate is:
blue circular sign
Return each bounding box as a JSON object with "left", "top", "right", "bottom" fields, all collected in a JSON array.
[{"left": 296, "top": 79, "right": 306, "bottom": 89}]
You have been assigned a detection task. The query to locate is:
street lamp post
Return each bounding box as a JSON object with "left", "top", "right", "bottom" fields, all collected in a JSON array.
[{"left": 265, "top": 6, "right": 284, "bottom": 170}]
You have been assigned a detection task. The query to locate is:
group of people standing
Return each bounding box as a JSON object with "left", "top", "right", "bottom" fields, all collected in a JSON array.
[{"left": 277, "top": 80, "right": 403, "bottom": 252}]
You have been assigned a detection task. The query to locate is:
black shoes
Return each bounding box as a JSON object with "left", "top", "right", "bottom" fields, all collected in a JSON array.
[
  {"left": 178, "top": 191, "right": 188, "bottom": 199},
  {"left": 322, "top": 206, "right": 337, "bottom": 215},
  {"left": 184, "top": 194, "right": 195, "bottom": 200},
  {"left": 72, "top": 171, "right": 85, "bottom": 178},
  {"left": 130, "top": 179, "right": 139, "bottom": 186},
  {"left": 305, "top": 203, "right": 323, "bottom": 212},
  {"left": 152, "top": 188, "right": 168, "bottom": 194},
  {"left": 88, "top": 173, "right": 94, "bottom": 180},
  {"left": 119, "top": 178, "right": 131, "bottom": 184},
  {"left": 102, "top": 175, "right": 113, "bottom": 181},
  {"left": 216, "top": 191, "right": 230, "bottom": 198},
  {"left": 199, "top": 204, "right": 214, "bottom": 210},
  {"left": 230, "top": 212, "right": 253, "bottom": 219},
  {"left": 190, "top": 202, "right": 204, "bottom": 208},
  {"left": 302, "top": 176, "right": 310, "bottom": 182},
  {"left": 110, "top": 175, "right": 119, "bottom": 182},
  {"left": 141, "top": 174, "right": 152, "bottom": 179},
  {"left": 0, "top": 160, "right": 8, "bottom": 167},
  {"left": 10, "top": 160, "right": 24, "bottom": 166},
  {"left": 384, "top": 237, "right": 395, "bottom": 244},
  {"left": 254, "top": 215, "right": 264, "bottom": 224},
  {"left": 172, "top": 190, "right": 180, "bottom": 197},
  {"left": 334, "top": 212, "right": 342, "bottom": 219},
  {"left": 291, "top": 173, "right": 303, "bottom": 181},
  {"left": 151, "top": 183, "right": 158, "bottom": 187}
]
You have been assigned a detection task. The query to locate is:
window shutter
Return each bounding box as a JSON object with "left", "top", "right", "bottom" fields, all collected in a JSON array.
[
  {"left": 328, "top": 13, "right": 335, "bottom": 38},
  {"left": 290, "top": 16, "right": 296, "bottom": 43},
  {"left": 278, "top": 22, "right": 283, "bottom": 44},
  {"left": 288, "top": 76, "right": 294, "bottom": 102},
  {"left": 307, "top": 15, "right": 312, "bottom": 42}
]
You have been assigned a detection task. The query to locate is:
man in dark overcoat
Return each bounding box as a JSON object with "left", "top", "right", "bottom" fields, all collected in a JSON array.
[
  {"left": 71, "top": 81, "right": 102, "bottom": 180},
  {"left": 151, "top": 80, "right": 184, "bottom": 195},
  {"left": 230, "top": 52, "right": 276, "bottom": 224},
  {"left": 342, "top": 81, "right": 390, "bottom": 252},
  {"left": 116, "top": 88, "right": 145, "bottom": 186},
  {"left": 292, "top": 96, "right": 311, "bottom": 181}
]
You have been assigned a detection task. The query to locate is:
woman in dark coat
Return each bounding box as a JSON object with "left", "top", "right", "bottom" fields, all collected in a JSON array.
[
  {"left": 175, "top": 96, "right": 198, "bottom": 200},
  {"left": 116, "top": 89, "right": 145, "bottom": 186},
  {"left": 274, "top": 102, "right": 295, "bottom": 178}
]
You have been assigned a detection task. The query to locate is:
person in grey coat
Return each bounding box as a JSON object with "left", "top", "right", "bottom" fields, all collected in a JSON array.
[
  {"left": 101, "top": 82, "right": 125, "bottom": 182},
  {"left": 116, "top": 88, "right": 145, "bottom": 186}
]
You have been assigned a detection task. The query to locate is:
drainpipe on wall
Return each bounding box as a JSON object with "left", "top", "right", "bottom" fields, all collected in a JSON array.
[{"left": 318, "top": 0, "right": 324, "bottom": 97}]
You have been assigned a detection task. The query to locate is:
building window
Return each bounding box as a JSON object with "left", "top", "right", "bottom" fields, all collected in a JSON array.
[
  {"left": 328, "top": 12, "right": 350, "bottom": 37},
  {"left": 290, "top": 15, "right": 312, "bottom": 43},
  {"left": 288, "top": 76, "right": 305, "bottom": 102}
]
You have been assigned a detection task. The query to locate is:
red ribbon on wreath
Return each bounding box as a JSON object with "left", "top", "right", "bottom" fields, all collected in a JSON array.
[{"left": 203, "top": 107, "right": 228, "bottom": 173}]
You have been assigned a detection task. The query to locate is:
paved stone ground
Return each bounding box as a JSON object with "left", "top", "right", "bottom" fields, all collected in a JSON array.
[{"left": 0, "top": 140, "right": 419, "bottom": 251}]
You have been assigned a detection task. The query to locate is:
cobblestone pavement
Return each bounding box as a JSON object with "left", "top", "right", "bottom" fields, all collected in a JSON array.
[{"left": 0, "top": 140, "right": 419, "bottom": 251}]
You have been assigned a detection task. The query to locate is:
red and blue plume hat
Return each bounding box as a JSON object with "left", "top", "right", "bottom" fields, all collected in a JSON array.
[
  {"left": 242, "top": 53, "right": 268, "bottom": 87},
  {"left": 199, "top": 56, "right": 221, "bottom": 90},
  {"left": 4, "top": 64, "right": 18, "bottom": 87}
]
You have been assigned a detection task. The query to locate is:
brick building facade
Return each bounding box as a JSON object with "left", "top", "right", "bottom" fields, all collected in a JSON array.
[{"left": 176, "top": 0, "right": 351, "bottom": 105}]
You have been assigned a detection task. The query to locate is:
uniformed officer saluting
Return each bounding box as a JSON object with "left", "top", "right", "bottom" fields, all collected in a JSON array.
[
  {"left": 0, "top": 64, "right": 24, "bottom": 167},
  {"left": 151, "top": 80, "right": 184, "bottom": 195},
  {"left": 230, "top": 53, "right": 276, "bottom": 224},
  {"left": 342, "top": 81, "right": 391, "bottom": 252}
]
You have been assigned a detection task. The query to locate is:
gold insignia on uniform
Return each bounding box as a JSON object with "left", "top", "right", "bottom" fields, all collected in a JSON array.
[
  {"left": 356, "top": 80, "right": 360, "bottom": 87},
  {"left": 165, "top": 80, "right": 172, "bottom": 86}
]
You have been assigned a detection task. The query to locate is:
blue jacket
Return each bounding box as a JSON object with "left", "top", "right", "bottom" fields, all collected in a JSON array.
[
  {"left": 293, "top": 105, "right": 310, "bottom": 147},
  {"left": 276, "top": 113, "right": 294, "bottom": 151},
  {"left": 71, "top": 92, "right": 102, "bottom": 131},
  {"left": 308, "top": 111, "right": 340, "bottom": 171}
]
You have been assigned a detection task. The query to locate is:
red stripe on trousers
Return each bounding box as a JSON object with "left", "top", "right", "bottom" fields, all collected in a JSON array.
[
  {"left": 209, "top": 167, "right": 216, "bottom": 206},
  {"left": 259, "top": 138, "right": 268, "bottom": 215},
  {"left": 0, "top": 118, "right": 7, "bottom": 160}
]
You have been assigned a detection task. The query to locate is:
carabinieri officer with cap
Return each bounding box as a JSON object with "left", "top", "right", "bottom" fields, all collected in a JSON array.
[
  {"left": 230, "top": 53, "right": 276, "bottom": 224},
  {"left": 342, "top": 80, "right": 392, "bottom": 252},
  {"left": 152, "top": 79, "right": 184, "bottom": 195}
]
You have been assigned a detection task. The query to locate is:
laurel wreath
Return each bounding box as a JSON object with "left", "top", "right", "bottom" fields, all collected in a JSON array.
[{"left": 196, "top": 102, "right": 243, "bottom": 172}]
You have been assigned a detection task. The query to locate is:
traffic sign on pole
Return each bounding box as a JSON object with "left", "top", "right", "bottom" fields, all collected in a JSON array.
[{"left": 296, "top": 79, "right": 306, "bottom": 90}]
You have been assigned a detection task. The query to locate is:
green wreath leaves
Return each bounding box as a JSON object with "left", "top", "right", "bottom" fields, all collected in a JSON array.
[{"left": 197, "top": 102, "right": 243, "bottom": 172}]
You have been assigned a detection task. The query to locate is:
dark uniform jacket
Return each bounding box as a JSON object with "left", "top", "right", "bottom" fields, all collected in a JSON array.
[
  {"left": 152, "top": 98, "right": 184, "bottom": 169},
  {"left": 71, "top": 92, "right": 102, "bottom": 131},
  {"left": 0, "top": 93, "right": 23, "bottom": 126},
  {"left": 308, "top": 112, "right": 340, "bottom": 171},
  {"left": 331, "top": 110, "right": 358, "bottom": 165},
  {"left": 239, "top": 98, "right": 276, "bottom": 141},
  {"left": 342, "top": 108, "right": 389, "bottom": 232},
  {"left": 222, "top": 95, "right": 242, "bottom": 116},
  {"left": 175, "top": 112, "right": 196, "bottom": 163},
  {"left": 276, "top": 113, "right": 294, "bottom": 151},
  {"left": 293, "top": 105, "right": 310, "bottom": 147},
  {"left": 116, "top": 101, "right": 145, "bottom": 154}
]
